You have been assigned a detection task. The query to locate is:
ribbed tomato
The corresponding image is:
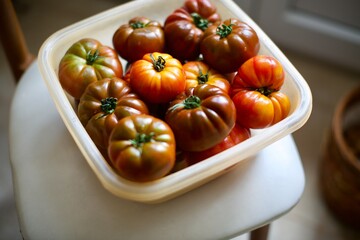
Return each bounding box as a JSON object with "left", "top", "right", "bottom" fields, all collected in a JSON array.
[
  {"left": 108, "top": 114, "right": 176, "bottom": 182},
  {"left": 112, "top": 17, "right": 165, "bottom": 63},
  {"left": 183, "top": 61, "right": 231, "bottom": 94},
  {"left": 165, "top": 84, "right": 236, "bottom": 152},
  {"left": 231, "top": 55, "right": 291, "bottom": 129},
  {"left": 200, "top": 18, "right": 259, "bottom": 74},
  {"left": 129, "top": 52, "right": 186, "bottom": 104},
  {"left": 58, "top": 38, "right": 123, "bottom": 99},
  {"left": 164, "top": 0, "right": 221, "bottom": 61},
  {"left": 77, "top": 78, "right": 149, "bottom": 154}
]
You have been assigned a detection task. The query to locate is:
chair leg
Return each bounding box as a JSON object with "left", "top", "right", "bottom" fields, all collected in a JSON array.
[{"left": 249, "top": 224, "right": 270, "bottom": 240}]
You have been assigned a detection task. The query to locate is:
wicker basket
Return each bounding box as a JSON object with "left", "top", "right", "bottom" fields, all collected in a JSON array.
[{"left": 320, "top": 86, "right": 360, "bottom": 229}]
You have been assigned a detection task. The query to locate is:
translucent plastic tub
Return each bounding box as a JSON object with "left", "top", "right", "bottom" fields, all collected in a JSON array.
[{"left": 38, "top": 0, "right": 312, "bottom": 203}]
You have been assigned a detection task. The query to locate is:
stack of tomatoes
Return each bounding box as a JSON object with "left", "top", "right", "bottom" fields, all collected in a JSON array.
[{"left": 58, "top": 0, "right": 290, "bottom": 182}]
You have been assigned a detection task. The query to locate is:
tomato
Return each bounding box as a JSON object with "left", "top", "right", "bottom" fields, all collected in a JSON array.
[
  {"left": 58, "top": 38, "right": 123, "bottom": 99},
  {"left": 183, "top": 61, "right": 231, "bottom": 94},
  {"left": 112, "top": 17, "right": 165, "bottom": 63},
  {"left": 231, "top": 55, "right": 285, "bottom": 95},
  {"left": 200, "top": 18, "right": 260, "bottom": 74},
  {"left": 108, "top": 114, "right": 176, "bottom": 182},
  {"left": 129, "top": 52, "right": 186, "bottom": 104},
  {"left": 231, "top": 55, "right": 291, "bottom": 129},
  {"left": 77, "top": 78, "right": 149, "bottom": 154},
  {"left": 164, "top": 0, "right": 221, "bottom": 61},
  {"left": 165, "top": 84, "right": 236, "bottom": 152},
  {"left": 186, "top": 124, "right": 251, "bottom": 164},
  {"left": 122, "top": 64, "right": 132, "bottom": 83}
]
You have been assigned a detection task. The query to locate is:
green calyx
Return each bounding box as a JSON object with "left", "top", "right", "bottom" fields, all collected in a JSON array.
[
  {"left": 168, "top": 95, "right": 201, "bottom": 112},
  {"left": 150, "top": 54, "right": 166, "bottom": 72},
  {"left": 130, "top": 132, "right": 155, "bottom": 148},
  {"left": 86, "top": 50, "right": 100, "bottom": 65},
  {"left": 197, "top": 69, "right": 209, "bottom": 84},
  {"left": 130, "top": 21, "right": 147, "bottom": 29},
  {"left": 216, "top": 23, "right": 234, "bottom": 38},
  {"left": 100, "top": 97, "right": 118, "bottom": 115},
  {"left": 191, "top": 13, "right": 209, "bottom": 31},
  {"left": 183, "top": 95, "right": 201, "bottom": 109},
  {"left": 256, "top": 87, "right": 276, "bottom": 96}
]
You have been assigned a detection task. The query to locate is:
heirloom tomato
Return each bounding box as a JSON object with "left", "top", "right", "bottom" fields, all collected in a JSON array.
[
  {"left": 186, "top": 124, "right": 251, "bottom": 164},
  {"left": 112, "top": 17, "right": 165, "bottom": 63},
  {"left": 164, "top": 0, "right": 221, "bottom": 61},
  {"left": 129, "top": 52, "right": 186, "bottom": 104},
  {"left": 231, "top": 55, "right": 291, "bottom": 129},
  {"left": 200, "top": 18, "right": 259, "bottom": 74},
  {"left": 183, "top": 61, "right": 231, "bottom": 94},
  {"left": 58, "top": 38, "right": 123, "bottom": 99},
  {"left": 108, "top": 114, "right": 176, "bottom": 182},
  {"left": 77, "top": 78, "right": 149, "bottom": 154},
  {"left": 165, "top": 84, "right": 236, "bottom": 152}
]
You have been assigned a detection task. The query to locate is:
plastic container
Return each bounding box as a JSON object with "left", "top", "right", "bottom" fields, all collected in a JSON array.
[{"left": 38, "top": 0, "right": 312, "bottom": 203}]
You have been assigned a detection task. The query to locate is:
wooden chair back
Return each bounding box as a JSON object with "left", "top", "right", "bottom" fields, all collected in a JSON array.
[{"left": 0, "top": 0, "right": 35, "bottom": 82}]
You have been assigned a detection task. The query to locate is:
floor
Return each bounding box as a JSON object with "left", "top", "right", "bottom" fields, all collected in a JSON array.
[{"left": 1, "top": 0, "right": 360, "bottom": 239}]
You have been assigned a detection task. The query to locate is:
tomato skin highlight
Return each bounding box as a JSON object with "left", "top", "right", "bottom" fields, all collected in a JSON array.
[
  {"left": 108, "top": 114, "right": 176, "bottom": 182},
  {"left": 165, "top": 84, "right": 236, "bottom": 152}
]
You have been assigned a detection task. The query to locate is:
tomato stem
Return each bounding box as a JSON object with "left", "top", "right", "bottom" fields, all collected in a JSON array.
[
  {"left": 150, "top": 54, "right": 166, "bottom": 72},
  {"left": 100, "top": 97, "right": 118, "bottom": 115},
  {"left": 168, "top": 95, "right": 201, "bottom": 112},
  {"left": 191, "top": 13, "right": 209, "bottom": 31},
  {"left": 130, "top": 132, "right": 155, "bottom": 148},
  {"left": 256, "top": 87, "right": 275, "bottom": 96},
  {"left": 197, "top": 68, "right": 209, "bottom": 84},
  {"left": 216, "top": 22, "right": 234, "bottom": 38},
  {"left": 183, "top": 95, "right": 201, "bottom": 109},
  {"left": 86, "top": 50, "right": 100, "bottom": 65},
  {"left": 130, "top": 21, "right": 146, "bottom": 29}
]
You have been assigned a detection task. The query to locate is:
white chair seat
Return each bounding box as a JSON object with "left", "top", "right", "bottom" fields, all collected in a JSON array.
[{"left": 9, "top": 61, "right": 305, "bottom": 240}]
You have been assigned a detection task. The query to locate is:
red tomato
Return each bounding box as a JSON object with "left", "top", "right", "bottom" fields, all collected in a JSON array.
[
  {"left": 186, "top": 124, "right": 251, "bottom": 164},
  {"left": 164, "top": 0, "right": 221, "bottom": 61},
  {"left": 200, "top": 18, "right": 260, "bottom": 74},
  {"left": 232, "top": 89, "right": 290, "bottom": 129},
  {"left": 231, "top": 55, "right": 285, "bottom": 96},
  {"left": 231, "top": 55, "right": 291, "bottom": 129},
  {"left": 108, "top": 114, "right": 176, "bottom": 182},
  {"left": 129, "top": 52, "right": 186, "bottom": 104},
  {"left": 183, "top": 61, "right": 231, "bottom": 94},
  {"left": 112, "top": 17, "right": 165, "bottom": 63},
  {"left": 165, "top": 84, "right": 236, "bottom": 152}
]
